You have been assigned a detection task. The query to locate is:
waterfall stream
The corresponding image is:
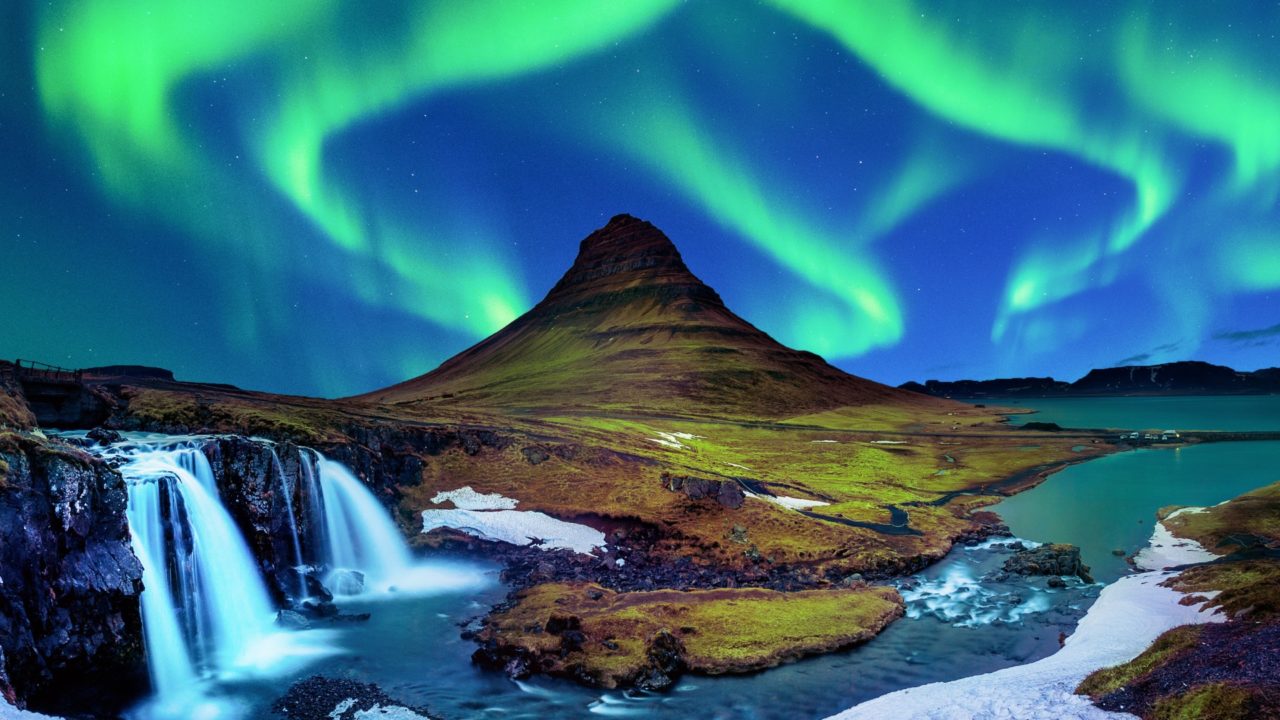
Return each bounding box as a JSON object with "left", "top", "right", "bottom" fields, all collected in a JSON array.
[{"left": 72, "top": 432, "right": 476, "bottom": 718}]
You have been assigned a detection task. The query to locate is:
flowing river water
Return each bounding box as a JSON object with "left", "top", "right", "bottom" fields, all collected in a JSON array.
[{"left": 63, "top": 397, "right": 1280, "bottom": 719}]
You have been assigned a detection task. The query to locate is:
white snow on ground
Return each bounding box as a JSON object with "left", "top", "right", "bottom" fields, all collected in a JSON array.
[
  {"left": 647, "top": 431, "right": 705, "bottom": 450},
  {"left": 747, "top": 492, "right": 830, "bottom": 510},
  {"left": 724, "top": 462, "right": 752, "bottom": 471},
  {"left": 869, "top": 440, "right": 909, "bottom": 445},
  {"left": 810, "top": 439, "right": 840, "bottom": 444},
  {"left": 422, "top": 508, "right": 606, "bottom": 555},
  {"left": 430, "top": 486, "right": 518, "bottom": 510},
  {"left": 827, "top": 525, "right": 1225, "bottom": 720},
  {"left": 829, "top": 571, "right": 1222, "bottom": 719},
  {"left": 1133, "top": 509, "right": 1221, "bottom": 571},
  {"left": 0, "top": 702, "right": 59, "bottom": 719},
  {"left": 351, "top": 704, "right": 433, "bottom": 720}
]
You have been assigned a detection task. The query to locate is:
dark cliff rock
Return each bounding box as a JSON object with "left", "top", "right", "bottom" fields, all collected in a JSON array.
[
  {"left": 0, "top": 433, "right": 144, "bottom": 714},
  {"left": 200, "top": 436, "right": 310, "bottom": 601},
  {"left": 1003, "top": 543, "right": 1094, "bottom": 583}
]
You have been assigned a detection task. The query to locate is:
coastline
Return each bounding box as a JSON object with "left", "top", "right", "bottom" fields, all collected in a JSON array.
[{"left": 825, "top": 518, "right": 1224, "bottom": 720}]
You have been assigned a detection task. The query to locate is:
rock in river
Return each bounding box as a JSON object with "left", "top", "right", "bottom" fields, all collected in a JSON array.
[{"left": 1002, "top": 543, "right": 1094, "bottom": 583}]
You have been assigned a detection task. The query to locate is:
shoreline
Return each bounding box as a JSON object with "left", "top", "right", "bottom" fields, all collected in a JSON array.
[{"left": 825, "top": 518, "right": 1224, "bottom": 719}]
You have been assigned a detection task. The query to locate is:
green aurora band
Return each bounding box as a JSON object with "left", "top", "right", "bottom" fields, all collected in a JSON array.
[
  {"left": 35, "top": 0, "right": 679, "bottom": 342},
  {"left": 768, "top": 0, "right": 1179, "bottom": 341},
  {"left": 20, "top": 1, "right": 1280, "bottom": 386}
]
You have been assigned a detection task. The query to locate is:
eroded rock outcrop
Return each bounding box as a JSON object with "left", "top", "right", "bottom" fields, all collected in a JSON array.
[
  {"left": 661, "top": 472, "right": 745, "bottom": 509},
  {"left": 0, "top": 433, "right": 144, "bottom": 714},
  {"left": 1003, "top": 543, "right": 1094, "bottom": 583}
]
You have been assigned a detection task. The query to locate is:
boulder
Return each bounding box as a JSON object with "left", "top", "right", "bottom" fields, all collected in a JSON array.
[
  {"left": 1003, "top": 543, "right": 1094, "bottom": 583},
  {"left": 276, "top": 610, "right": 312, "bottom": 630},
  {"left": 638, "top": 629, "right": 686, "bottom": 691},
  {"left": 661, "top": 473, "right": 745, "bottom": 510},
  {"left": 328, "top": 569, "right": 366, "bottom": 596}
]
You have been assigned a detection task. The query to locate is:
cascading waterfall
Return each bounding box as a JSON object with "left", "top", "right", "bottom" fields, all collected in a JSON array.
[
  {"left": 67, "top": 431, "right": 484, "bottom": 718},
  {"left": 305, "top": 450, "right": 414, "bottom": 594},
  {"left": 119, "top": 446, "right": 279, "bottom": 695}
]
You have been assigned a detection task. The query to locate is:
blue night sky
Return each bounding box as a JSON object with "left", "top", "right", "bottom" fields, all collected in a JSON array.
[{"left": 2, "top": 1, "right": 1278, "bottom": 397}]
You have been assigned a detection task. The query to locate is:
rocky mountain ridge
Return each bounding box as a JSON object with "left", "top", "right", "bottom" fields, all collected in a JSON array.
[{"left": 903, "top": 361, "right": 1280, "bottom": 398}]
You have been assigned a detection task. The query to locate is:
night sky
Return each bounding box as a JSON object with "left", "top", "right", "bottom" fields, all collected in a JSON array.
[{"left": 2, "top": 1, "right": 1278, "bottom": 398}]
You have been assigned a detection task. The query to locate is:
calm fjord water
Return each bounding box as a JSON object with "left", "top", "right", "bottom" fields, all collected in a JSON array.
[
  {"left": 995, "top": 394, "right": 1280, "bottom": 582},
  {"left": 999, "top": 394, "right": 1280, "bottom": 431}
]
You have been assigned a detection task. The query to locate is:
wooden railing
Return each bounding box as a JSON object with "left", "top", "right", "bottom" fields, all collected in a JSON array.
[{"left": 13, "top": 359, "right": 83, "bottom": 385}]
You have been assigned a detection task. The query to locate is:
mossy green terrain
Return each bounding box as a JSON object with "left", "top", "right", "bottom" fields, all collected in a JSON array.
[
  {"left": 1076, "top": 625, "right": 1205, "bottom": 698},
  {"left": 1164, "top": 480, "right": 1280, "bottom": 555},
  {"left": 1149, "top": 683, "right": 1261, "bottom": 720},
  {"left": 0, "top": 366, "right": 36, "bottom": 430},
  {"left": 475, "top": 582, "right": 904, "bottom": 686}
]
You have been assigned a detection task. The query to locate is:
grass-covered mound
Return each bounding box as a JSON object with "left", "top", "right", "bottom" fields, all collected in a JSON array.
[
  {"left": 473, "top": 582, "right": 903, "bottom": 688},
  {"left": 1163, "top": 481, "right": 1280, "bottom": 554}
]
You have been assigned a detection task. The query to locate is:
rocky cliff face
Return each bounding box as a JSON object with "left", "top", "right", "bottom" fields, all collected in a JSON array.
[{"left": 0, "top": 433, "right": 144, "bottom": 714}]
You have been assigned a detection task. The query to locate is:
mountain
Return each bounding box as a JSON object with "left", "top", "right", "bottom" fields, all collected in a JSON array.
[
  {"left": 903, "top": 361, "right": 1280, "bottom": 398},
  {"left": 363, "top": 214, "right": 939, "bottom": 418}
]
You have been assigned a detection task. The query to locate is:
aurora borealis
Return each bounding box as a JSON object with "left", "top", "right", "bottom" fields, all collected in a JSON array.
[{"left": 2, "top": 2, "right": 1278, "bottom": 396}]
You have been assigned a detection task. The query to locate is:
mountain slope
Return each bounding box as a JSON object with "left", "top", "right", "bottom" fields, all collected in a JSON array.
[{"left": 362, "top": 214, "right": 941, "bottom": 418}]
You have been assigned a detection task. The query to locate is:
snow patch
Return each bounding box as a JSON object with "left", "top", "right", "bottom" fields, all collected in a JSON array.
[
  {"left": 747, "top": 492, "right": 830, "bottom": 510},
  {"left": 1133, "top": 510, "right": 1220, "bottom": 571},
  {"left": 647, "top": 431, "right": 706, "bottom": 450},
  {"left": 809, "top": 439, "right": 840, "bottom": 444},
  {"left": 422, "top": 508, "right": 606, "bottom": 555},
  {"left": 869, "top": 440, "right": 909, "bottom": 445},
  {"left": 0, "top": 701, "right": 61, "bottom": 719},
  {"left": 430, "top": 486, "right": 518, "bottom": 510},
  {"left": 353, "top": 706, "right": 434, "bottom": 720},
  {"left": 724, "top": 462, "right": 752, "bottom": 471},
  {"left": 829, "top": 570, "right": 1224, "bottom": 719}
]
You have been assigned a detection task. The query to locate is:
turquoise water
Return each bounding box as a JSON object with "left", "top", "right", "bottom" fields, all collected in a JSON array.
[
  {"left": 998, "top": 395, "right": 1280, "bottom": 431},
  {"left": 994, "top": 441, "right": 1280, "bottom": 582}
]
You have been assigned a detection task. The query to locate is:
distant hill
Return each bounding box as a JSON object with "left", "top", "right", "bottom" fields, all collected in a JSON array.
[
  {"left": 360, "top": 214, "right": 945, "bottom": 418},
  {"left": 902, "top": 361, "right": 1280, "bottom": 399}
]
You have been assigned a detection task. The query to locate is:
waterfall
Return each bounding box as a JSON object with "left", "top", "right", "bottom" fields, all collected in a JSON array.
[
  {"left": 120, "top": 447, "right": 279, "bottom": 695},
  {"left": 310, "top": 453, "right": 414, "bottom": 594},
  {"left": 65, "top": 431, "right": 482, "bottom": 718}
]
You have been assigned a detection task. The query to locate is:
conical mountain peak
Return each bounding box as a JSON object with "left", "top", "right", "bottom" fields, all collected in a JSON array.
[
  {"left": 362, "top": 215, "right": 935, "bottom": 418},
  {"left": 541, "top": 213, "right": 718, "bottom": 311}
]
